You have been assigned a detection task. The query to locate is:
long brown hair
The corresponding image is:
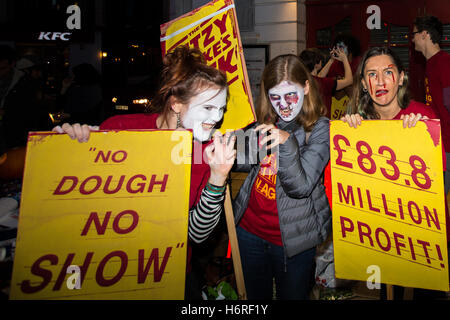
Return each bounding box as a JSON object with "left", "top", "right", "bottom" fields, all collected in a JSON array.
[
  {"left": 257, "top": 54, "right": 325, "bottom": 131},
  {"left": 347, "top": 47, "right": 410, "bottom": 119},
  {"left": 149, "top": 45, "right": 228, "bottom": 121}
]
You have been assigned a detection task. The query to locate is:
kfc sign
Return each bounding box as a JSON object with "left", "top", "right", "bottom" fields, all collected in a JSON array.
[
  {"left": 38, "top": 32, "right": 72, "bottom": 41},
  {"left": 36, "top": 4, "right": 80, "bottom": 41}
]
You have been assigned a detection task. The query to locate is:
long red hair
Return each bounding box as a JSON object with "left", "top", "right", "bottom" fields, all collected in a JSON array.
[{"left": 149, "top": 46, "right": 228, "bottom": 124}]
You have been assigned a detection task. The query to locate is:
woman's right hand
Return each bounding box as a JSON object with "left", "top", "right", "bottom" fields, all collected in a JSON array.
[
  {"left": 52, "top": 123, "right": 99, "bottom": 143},
  {"left": 332, "top": 47, "right": 348, "bottom": 62},
  {"left": 205, "top": 131, "right": 237, "bottom": 186},
  {"left": 341, "top": 114, "right": 363, "bottom": 128}
]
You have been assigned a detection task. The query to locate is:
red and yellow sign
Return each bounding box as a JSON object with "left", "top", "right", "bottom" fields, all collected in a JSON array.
[
  {"left": 425, "top": 77, "right": 433, "bottom": 106},
  {"left": 10, "top": 130, "right": 192, "bottom": 299},
  {"left": 330, "top": 95, "right": 350, "bottom": 120},
  {"left": 330, "top": 120, "right": 449, "bottom": 291},
  {"left": 160, "top": 0, "right": 256, "bottom": 133}
]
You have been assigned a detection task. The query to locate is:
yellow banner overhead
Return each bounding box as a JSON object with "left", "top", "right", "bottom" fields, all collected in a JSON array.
[
  {"left": 160, "top": 0, "right": 256, "bottom": 133},
  {"left": 10, "top": 130, "right": 192, "bottom": 300},
  {"left": 330, "top": 120, "right": 449, "bottom": 292}
]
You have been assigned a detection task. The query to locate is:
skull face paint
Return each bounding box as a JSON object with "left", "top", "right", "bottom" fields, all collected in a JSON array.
[
  {"left": 268, "top": 81, "right": 304, "bottom": 122},
  {"left": 182, "top": 88, "right": 227, "bottom": 142}
]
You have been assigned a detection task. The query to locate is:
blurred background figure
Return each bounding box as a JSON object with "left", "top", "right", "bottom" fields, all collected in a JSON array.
[
  {"left": 412, "top": 15, "right": 450, "bottom": 197},
  {"left": 59, "top": 63, "right": 103, "bottom": 125},
  {"left": 300, "top": 47, "right": 353, "bottom": 118},
  {"left": 299, "top": 48, "right": 327, "bottom": 76},
  {"left": 320, "top": 34, "right": 362, "bottom": 99},
  {"left": 15, "top": 55, "right": 51, "bottom": 132},
  {"left": 0, "top": 45, "right": 46, "bottom": 150}
]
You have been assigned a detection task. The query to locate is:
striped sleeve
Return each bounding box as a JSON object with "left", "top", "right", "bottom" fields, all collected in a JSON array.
[{"left": 188, "top": 186, "right": 225, "bottom": 244}]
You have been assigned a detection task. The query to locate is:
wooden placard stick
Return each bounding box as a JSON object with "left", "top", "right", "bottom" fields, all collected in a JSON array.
[
  {"left": 386, "top": 285, "right": 414, "bottom": 300},
  {"left": 224, "top": 184, "right": 247, "bottom": 300},
  {"left": 386, "top": 284, "right": 394, "bottom": 300},
  {"left": 403, "top": 287, "right": 414, "bottom": 300}
]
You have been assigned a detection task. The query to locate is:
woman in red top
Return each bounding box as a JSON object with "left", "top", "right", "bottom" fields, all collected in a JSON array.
[
  {"left": 53, "top": 46, "right": 236, "bottom": 299},
  {"left": 342, "top": 47, "right": 438, "bottom": 125},
  {"left": 342, "top": 46, "right": 450, "bottom": 297}
]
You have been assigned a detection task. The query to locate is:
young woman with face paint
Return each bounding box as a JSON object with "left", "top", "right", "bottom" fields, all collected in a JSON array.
[
  {"left": 343, "top": 48, "right": 449, "bottom": 176},
  {"left": 53, "top": 46, "right": 236, "bottom": 298},
  {"left": 232, "top": 54, "right": 331, "bottom": 300}
]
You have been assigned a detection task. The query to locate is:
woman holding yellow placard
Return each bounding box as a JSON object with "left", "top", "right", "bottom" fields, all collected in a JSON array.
[
  {"left": 53, "top": 45, "right": 236, "bottom": 299},
  {"left": 342, "top": 46, "right": 448, "bottom": 236},
  {"left": 342, "top": 46, "right": 450, "bottom": 298},
  {"left": 342, "top": 47, "right": 436, "bottom": 127}
]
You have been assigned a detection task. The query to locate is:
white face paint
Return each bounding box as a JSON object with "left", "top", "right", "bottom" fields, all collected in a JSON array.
[
  {"left": 182, "top": 88, "right": 227, "bottom": 141},
  {"left": 268, "top": 81, "right": 304, "bottom": 122}
]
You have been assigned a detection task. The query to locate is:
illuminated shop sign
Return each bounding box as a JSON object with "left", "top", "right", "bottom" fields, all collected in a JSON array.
[{"left": 38, "top": 32, "right": 72, "bottom": 41}]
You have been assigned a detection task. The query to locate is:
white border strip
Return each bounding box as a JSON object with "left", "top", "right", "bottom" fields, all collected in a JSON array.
[{"left": 160, "top": 4, "right": 235, "bottom": 42}]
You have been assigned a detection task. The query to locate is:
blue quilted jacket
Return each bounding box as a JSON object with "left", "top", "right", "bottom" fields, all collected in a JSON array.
[{"left": 233, "top": 117, "right": 331, "bottom": 257}]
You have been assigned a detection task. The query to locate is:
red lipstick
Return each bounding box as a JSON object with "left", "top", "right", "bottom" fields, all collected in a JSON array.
[{"left": 375, "top": 89, "right": 388, "bottom": 97}]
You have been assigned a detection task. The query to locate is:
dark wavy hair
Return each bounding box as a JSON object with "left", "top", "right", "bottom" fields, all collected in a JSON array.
[
  {"left": 347, "top": 46, "right": 410, "bottom": 119},
  {"left": 414, "top": 16, "right": 443, "bottom": 44},
  {"left": 149, "top": 45, "right": 228, "bottom": 123},
  {"left": 299, "top": 48, "right": 325, "bottom": 73},
  {"left": 257, "top": 54, "right": 326, "bottom": 131}
]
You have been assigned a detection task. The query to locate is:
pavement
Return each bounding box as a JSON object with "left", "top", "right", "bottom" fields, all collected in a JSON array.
[{"left": 311, "top": 280, "right": 450, "bottom": 300}]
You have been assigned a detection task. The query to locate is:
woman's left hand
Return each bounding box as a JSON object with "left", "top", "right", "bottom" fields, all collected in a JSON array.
[
  {"left": 205, "top": 130, "right": 237, "bottom": 186},
  {"left": 341, "top": 114, "right": 363, "bottom": 128},
  {"left": 254, "top": 123, "right": 290, "bottom": 150},
  {"left": 52, "top": 123, "right": 99, "bottom": 142},
  {"left": 400, "top": 113, "right": 429, "bottom": 128}
]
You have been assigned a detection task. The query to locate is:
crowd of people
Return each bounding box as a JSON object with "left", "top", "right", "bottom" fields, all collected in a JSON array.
[
  {"left": 0, "top": 45, "right": 106, "bottom": 284},
  {"left": 1, "top": 14, "right": 450, "bottom": 300}
]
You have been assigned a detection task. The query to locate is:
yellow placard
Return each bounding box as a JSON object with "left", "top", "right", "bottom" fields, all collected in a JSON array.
[
  {"left": 10, "top": 130, "right": 192, "bottom": 300},
  {"left": 330, "top": 120, "right": 449, "bottom": 291},
  {"left": 160, "top": 0, "right": 256, "bottom": 133},
  {"left": 330, "top": 95, "right": 349, "bottom": 120}
]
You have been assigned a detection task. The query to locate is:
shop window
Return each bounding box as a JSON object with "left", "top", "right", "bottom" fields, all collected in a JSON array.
[
  {"left": 391, "top": 24, "right": 410, "bottom": 70},
  {"left": 369, "top": 20, "right": 410, "bottom": 70},
  {"left": 391, "top": 46, "right": 410, "bottom": 69},
  {"left": 369, "top": 21, "right": 409, "bottom": 46},
  {"left": 315, "top": 16, "right": 352, "bottom": 49},
  {"left": 316, "top": 26, "right": 332, "bottom": 47},
  {"left": 369, "top": 22, "right": 388, "bottom": 46},
  {"left": 441, "top": 23, "right": 450, "bottom": 53},
  {"left": 390, "top": 24, "right": 409, "bottom": 45},
  {"left": 235, "top": 0, "right": 254, "bottom": 32},
  {"left": 334, "top": 16, "right": 352, "bottom": 37}
]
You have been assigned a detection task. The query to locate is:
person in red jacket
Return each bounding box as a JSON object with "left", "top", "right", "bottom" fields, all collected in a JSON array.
[
  {"left": 412, "top": 15, "right": 450, "bottom": 197},
  {"left": 53, "top": 45, "right": 236, "bottom": 299}
]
